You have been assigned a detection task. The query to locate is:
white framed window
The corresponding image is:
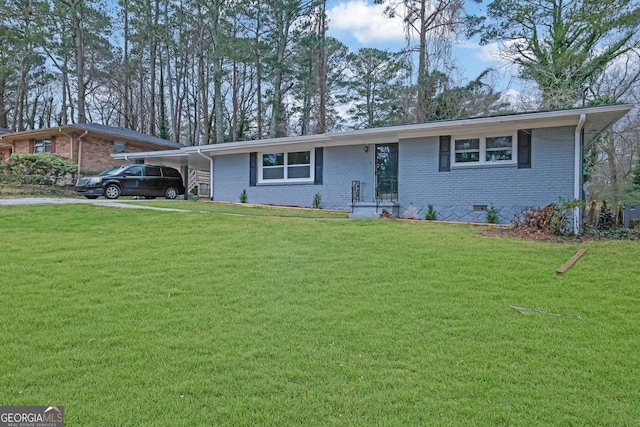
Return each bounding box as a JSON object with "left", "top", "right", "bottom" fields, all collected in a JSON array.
[
  {"left": 259, "top": 150, "right": 313, "bottom": 183},
  {"left": 114, "top": 141, "right": 126, "bottom": 153},
  {"left": 34, "top": 138, "right": 52, "bottom": 153},
  {"left": 453, "top": 134, "right": 515, "bottom": 166}
]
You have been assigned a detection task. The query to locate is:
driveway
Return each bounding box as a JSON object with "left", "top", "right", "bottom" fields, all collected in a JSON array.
[{"left": 0, "top": 197, "right": 190, "bottom": 212}]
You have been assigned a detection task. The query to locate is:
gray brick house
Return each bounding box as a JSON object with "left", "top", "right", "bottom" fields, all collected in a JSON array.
[{"left": 115, "top": 104, "right": 633, "bottom": 230}]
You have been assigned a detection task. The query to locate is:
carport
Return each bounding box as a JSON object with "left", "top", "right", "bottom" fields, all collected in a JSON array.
[
  {"left": 113, "top": 150, "right": 209, "bottom": 200},
  {"left": 113, "top": 133, "right": 333, "bottom": 200}
]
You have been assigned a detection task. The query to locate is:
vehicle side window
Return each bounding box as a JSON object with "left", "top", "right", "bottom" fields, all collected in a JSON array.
[
  {"left": 163, "top": 167, "right": 181, "bottom": 178},
  {"left": 126, "top": 166, "right": 144, "bottom": 176},
  {"left": 146, "top": 166, "right": 162, "bottom": 177}
]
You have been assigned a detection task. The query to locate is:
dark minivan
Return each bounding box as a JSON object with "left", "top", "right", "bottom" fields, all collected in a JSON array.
[{"left": 75, "top": 164, "right": 185, "bottom": 200}]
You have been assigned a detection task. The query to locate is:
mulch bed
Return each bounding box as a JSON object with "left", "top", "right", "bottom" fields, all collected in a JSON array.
[{"left": 480, "top": 227, "right": 600, "bottom": 242}]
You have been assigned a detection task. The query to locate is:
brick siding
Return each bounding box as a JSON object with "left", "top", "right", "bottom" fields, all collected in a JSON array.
[{"left": 211, "top": 126, "right": 576, "bottom": 223}]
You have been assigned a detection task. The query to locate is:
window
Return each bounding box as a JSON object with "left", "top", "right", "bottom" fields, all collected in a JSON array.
[
  {"left": 34, "top": 139, "right": 52, "bottom": 153},
  {"left": 259, "top": 150, "right": 313, "bottom": 182},
  {"left": 454, "top": 138, "right": 480, "bottom": 163},
  {"left": 114, "top": 141, "right": 126, "bottom": 153},
  {"left": 126, "top": 166, "right": 144, "bottom": 176},
  {"left": 146, "top": 166, "right": 161, "bottom": 177},
  {"left": 485, "top": 136, "right": 513, "bottom": 162},
  {"left": 163, "top": 167, "right": 182, "bottom": 178},
  {"left": 453, "top": 134, "right": 514, "bottom": 166}
]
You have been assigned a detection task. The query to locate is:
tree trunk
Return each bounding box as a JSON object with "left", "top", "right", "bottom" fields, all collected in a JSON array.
[
  {"left": 314, "top": 0, "right": 327, "bottom": 134},
  {"left": 73, "top": 4, "right": 86, "bottom": 124}
]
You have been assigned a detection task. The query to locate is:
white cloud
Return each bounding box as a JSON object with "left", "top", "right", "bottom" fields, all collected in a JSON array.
[
  {"left": 327, "top": 0, "right": 405, "bottom": 44},
  {"left": 475, "top": 41, "right": 503, "bottom": 63}
]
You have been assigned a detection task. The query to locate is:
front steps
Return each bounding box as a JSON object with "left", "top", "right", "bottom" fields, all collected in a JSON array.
[{"left": 349, "top": 201, "right": 399, "bottom": 218}]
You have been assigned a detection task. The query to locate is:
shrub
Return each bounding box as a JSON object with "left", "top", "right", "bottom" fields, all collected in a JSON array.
[
  {"left": 0, "top": 161, "right": 10, "bottom": 175},
  {"left": 513, "top": 198, "right": 583, "bottom": 236},
  {"left": 582, "top": 227, "right": 640, "bottom": 240},
  {"left": 239, "top": 189, "right": 248, "bottom": 203},
  {"left": 9, "top": 154, "right": 77, "bottom": 185},
  {"left": 425, "top": 204, "right": 437, "bottom": 221},
  {"left": 486, "top": 204, "right": 499, "bottom": 224},
  {"left": 597, "top": 207, "right": 617, "bottom": 230},
  {"left": 312, "top": 193, "right": 322, "bottom": 209}
]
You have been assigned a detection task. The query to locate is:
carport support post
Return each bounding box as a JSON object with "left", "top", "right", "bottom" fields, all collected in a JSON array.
[{"left": 181, "top": 165, "right": 189, "bottom": 200}]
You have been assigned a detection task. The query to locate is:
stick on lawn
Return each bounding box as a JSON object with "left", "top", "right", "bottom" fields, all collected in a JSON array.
[{"left": 556, "top": 248, "right": 587, "bottom": 275}]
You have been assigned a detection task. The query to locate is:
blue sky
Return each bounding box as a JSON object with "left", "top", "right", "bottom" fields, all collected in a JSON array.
[{"left": 325, "top": 0, "right": 524, "bottom": 99}]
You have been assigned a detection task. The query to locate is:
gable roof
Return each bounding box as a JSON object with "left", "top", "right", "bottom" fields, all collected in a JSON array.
[
  {"left": 0, "top": 123, "right": 183, "bottom": 149},
  {"left": 112, "top": 104, "right": 633, "bottom": 170}
]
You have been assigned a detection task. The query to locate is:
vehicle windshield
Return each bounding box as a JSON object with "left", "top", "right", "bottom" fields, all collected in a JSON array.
[{"left": 99, "top": 165, "right": 129, "bottom": 175}]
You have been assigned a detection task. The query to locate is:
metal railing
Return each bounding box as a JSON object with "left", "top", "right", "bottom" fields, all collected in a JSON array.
[{"left": 351, "top": 180, "right": 361, "bottom": 206}]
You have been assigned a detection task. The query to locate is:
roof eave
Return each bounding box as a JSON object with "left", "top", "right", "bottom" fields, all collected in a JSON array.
[{"left": 0, "top": 125, "right": 181, "bottom": 149}]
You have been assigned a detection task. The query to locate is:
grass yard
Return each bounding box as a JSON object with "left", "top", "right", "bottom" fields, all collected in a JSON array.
[
  {"left": 136, "top": 199, "right": 350, "bottom": 218},
  {"left": 0, "top": 204, "right": 639, "bottom": 425}
]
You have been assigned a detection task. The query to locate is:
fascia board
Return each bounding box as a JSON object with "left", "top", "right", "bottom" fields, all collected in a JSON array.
[{"left": 112, "top": 150, "right": 188, "bottom": 159}]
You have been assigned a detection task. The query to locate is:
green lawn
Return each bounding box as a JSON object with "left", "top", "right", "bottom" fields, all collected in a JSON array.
[
  {"left": 136, "top": 199, "right": 350, "bottom": 218},
  {"left": 0, "top": 204, "right": 639, "bottom": 425}
]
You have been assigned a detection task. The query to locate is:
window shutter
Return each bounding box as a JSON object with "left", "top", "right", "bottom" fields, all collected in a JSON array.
[
  {"left": 51, "top": 136, "right": 56, "bottom": 153},
  {"left": 439, "top": 136, "right": 451, "bottom": 172},
  {"left": 29, "top": 139, "right": 34, "bottom": 154},
  {"left": 314, "top": 147, "right": 323, "bottom": 185},
  {"left": 518, "top": 130, "right": 531, "bottom": 169},
  {"left": 249, "top": 152, "right": 257, "bottom": 186}
]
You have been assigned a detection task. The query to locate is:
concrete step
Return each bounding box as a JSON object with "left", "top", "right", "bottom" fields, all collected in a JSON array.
[{"left": 349, "top": 202, "right": 399, "bottom": 218}]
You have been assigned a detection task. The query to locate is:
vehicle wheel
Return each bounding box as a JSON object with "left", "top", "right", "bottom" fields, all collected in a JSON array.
[
  {"left": 85, "top": 196, "right": 98, "bottom": 200},
  {"left": 164, "top": 187, "right": 178, "bottom": 199},
  {"left": 104, "top": 184, "right": 121, "bottom": 199}
]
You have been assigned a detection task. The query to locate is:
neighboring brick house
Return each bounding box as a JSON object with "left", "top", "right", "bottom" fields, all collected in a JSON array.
[
  {"left": 114, "top": 104, "right": 633, "bottom": 231},
  {"left": 0, "top": 127, "right": 11, "bottom": 161},
  {"left": 0, "top": 123, "right": 183, "bottom": 174}
]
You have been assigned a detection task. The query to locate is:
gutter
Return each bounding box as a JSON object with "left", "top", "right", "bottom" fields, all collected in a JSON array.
[
  {"left": 197, "top": 149, "right": 214, "bottom": 200},
  {"left": 574, "top": 114, "right": 586, "bottom": 234}
]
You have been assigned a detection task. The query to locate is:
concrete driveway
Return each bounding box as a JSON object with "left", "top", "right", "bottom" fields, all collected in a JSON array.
[{"left": 0, "top": 197, "right": 189, "bottom": 211}]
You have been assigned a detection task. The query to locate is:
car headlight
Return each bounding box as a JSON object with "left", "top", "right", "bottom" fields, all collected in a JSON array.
[{"left": 88, "top": 177, "right": 103, "bottom": 185}]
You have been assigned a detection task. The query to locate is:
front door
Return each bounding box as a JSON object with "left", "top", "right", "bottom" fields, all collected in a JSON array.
[{"left": 375, "top": 143, "right": 398, "bottom": 201}]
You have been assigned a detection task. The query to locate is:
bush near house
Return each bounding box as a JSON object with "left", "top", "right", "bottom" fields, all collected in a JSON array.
[
  {"left": 2, "top": 154, "right": 77, "bottom": 185},
  {"left": 513, "top": 198, "right": 582, "bottom": 236}
]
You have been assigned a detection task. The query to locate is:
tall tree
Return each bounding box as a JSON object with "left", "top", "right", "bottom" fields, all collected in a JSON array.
[
  {"left": 1, "top": 0, "right": 49, "bottom": 130},
  {"left": 377, "top": 0, "right": 468, "bottom": 122},
  {"left": 264, "top": 0, "right": 318, "bottom": 138},
  {"left": 474, "top": 0, "right": 640, "bottom": 109},
  {"left": 425, "top": 69, "right": 509, "bottom": 120},
  {"left": 584, "top": 51, "right": 640, "bottom": 202},
  {"left": 51, "top": 0, "right": 113, "bottom": 124},
  {"left": 344, "top": 48, "right": 405, "bottom": 129}
]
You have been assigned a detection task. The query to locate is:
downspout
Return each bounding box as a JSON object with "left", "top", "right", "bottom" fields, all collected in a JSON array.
[
  {"left": 574, "top": 114, "right": 586, "bottom": 234},
  {"left": 197, "top": 149, "right": 214, "bottom": 200}
]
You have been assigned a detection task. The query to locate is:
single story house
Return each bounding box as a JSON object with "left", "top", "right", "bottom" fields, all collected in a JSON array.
[
  {"left": 113, "top": 104, "right": 633, "bottom": 230},
  {"left": 0, "top": 128, "right": 12, "bottom": 159},
  {"left": 0, "top": 123, "right": 183, "bottom": 173}
]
